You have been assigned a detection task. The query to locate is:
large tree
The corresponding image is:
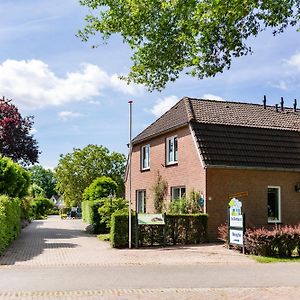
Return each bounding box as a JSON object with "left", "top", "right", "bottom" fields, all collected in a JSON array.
[
  {"left": 78, "top": 0, "right": 300, "bottom": 90},
  {"left": 0, "top": 97, "right": 39, "bottom": 165},
  {"left": 55, "top": 144, "right": 126, "bottom": 207},
  {"left": 28, "top": 165, "right": 56, "bottom": 198}
]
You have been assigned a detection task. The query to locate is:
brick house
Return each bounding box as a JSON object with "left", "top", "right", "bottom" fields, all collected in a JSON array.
[{"left": 125, "top": 97, "right": 300, "bottom": 240}]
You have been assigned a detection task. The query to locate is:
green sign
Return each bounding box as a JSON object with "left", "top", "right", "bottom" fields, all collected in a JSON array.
[{"left": 137, "top": 213, "right": 165, "bottom": 225}]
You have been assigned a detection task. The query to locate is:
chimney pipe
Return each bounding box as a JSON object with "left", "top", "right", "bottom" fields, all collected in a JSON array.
[
  {"left": 294, "top": 99, "right": 297, "bottom": 112},
  {"left": 280, "top": 97, "right": 284, "bottom": 111},
  {"left": 263, "top": 95, "right": 267, "bottom": 109},
  {"left": 275, "top": 104, "right": 279, "bottom": 112}
]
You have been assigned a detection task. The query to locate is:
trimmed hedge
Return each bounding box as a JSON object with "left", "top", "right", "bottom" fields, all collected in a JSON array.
[
  {"left": 245, "top": 225, "right": 300, "bottom": 257},
  {"left": 82, "top": 200, "right": 107, "bottom": 233},
  {"left": 0, "top": 196, "right": 21, "bottom": 255},
  {"left": 110, "top": 212, "right": 208, "bottom": 248}
]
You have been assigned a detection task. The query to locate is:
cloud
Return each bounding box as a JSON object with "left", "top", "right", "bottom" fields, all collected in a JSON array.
[
  {"left": 148, "top": 95, "right": 179, "bottom": 117},
  {"left": 202, "top": 94, "right": 225, "bottom": 101},
  {"left": 0, "top": 59, "right": 143, "bottom": 109},
  {"left": 286, "top": 52, "right": 300, "bottom": 71},
  {"left": 30, "top": 128, "right": 37, "bottom": 134},
  {"left": 58, "top": 111, "right": 83, "bottom": 121}
]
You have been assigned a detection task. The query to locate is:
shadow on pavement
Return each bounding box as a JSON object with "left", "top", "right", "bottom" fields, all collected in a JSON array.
[{"left": 0, "top": 220, "right": 86, "bottom": 266}]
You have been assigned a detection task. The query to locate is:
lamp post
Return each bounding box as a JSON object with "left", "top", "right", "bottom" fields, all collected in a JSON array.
[{"left": 128, "top": 100, "right": 133, "bottom": 249}]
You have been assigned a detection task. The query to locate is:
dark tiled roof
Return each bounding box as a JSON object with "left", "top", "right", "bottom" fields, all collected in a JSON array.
[
  {"left": 192, "top": 122, "right": 300, "bottom": 169},
  {"left": 132, "top": 99, "right": 189, "bottom": 143},
  {"left": 133, "top": 97, "right": 300, "bottom": 169}
]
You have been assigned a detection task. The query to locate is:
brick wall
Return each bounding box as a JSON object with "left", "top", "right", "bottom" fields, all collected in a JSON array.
[
  {"left": 125, "top": 125, "right": 206, "bottom": 213},
  {"left": 206, "top": 168, "right": 300, "bottom": 240}
]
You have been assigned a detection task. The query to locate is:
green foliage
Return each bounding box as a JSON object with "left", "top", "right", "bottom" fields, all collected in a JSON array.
[
  {"left": 98, "top": 197, "right": 128, "bottom": 229},
  {"left": 81, "top": 200, "right": 107, "bottom": 233},
  {"left": 110, "top": 209, "right": 136, "bottom": 248},
  {"left": 55, "top": 144, "right": 126, "bottom": 207},
  {"left": 30, "top": 197, "right": 54, "bottom": 220},
  {"left": 79, "top": 0, "right": 300, "bottom": 90},
  {"left": 110, "top": 211, "right": 208, "bottom": 248},
  {"left": 0, "top": 157, "right": 30, "bottom": 198},
  {"left": 83, "top": 176, "right": 118, "bottom": 202},
  {"left": 28, "top": 183, "right": 46, "bottom": 198},
  {"left": 152, "top": 171, "right": 168, "bottom": 213},
  {"left": 20, "top": 197, "right": 31, "bottom": 221},
  {"left": 0, "top": 196, "right": 21, "bottom": 255},
  {"left": 28, "top": 165, "right": 56, "bottom": 198},
  {"left": 168, "top": 190, "right": 203, "bottom": 214}
]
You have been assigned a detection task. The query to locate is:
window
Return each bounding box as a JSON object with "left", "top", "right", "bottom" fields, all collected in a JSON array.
[
  {"left": 136, "top": 190, "right": 146, "bottom": 213},
  {"left": 141, "top": 144, "right": 150, "bottom": 170},
  {"left": 267, "top": 186, "right": 281, "bottom": 223},
  {"left": 171, "top": 186, "right": 186, "bottom": 200},
  {"left": 166, "top": 136, "right": 178, "bottom": 165}
]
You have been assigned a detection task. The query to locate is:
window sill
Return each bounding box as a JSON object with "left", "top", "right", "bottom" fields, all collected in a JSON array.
[
  {"left": 268, "top": 220, "right": 282, "bottom": 224},
  {"left": 165, "top": 162, "right": 178, "bottom": 167},
  {"left": 140, "top": 168, "right": 150, "bottom": 172}
]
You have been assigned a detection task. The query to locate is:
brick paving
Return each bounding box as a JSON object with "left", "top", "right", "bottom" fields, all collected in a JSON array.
[
  {"left": 0, "top": 216, "right": 299, "bottom": 299},
  {"left": 0, "top": 216, "right": 253, "bottom": 267}
]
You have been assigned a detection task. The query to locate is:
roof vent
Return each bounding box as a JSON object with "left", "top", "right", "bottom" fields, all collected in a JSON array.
[
  {"left": 280, "top": 97, "right": 284, "bottom": 111},
  {"left": 263, "top": 95, "right": 267, "bottom": 109},
  {"left": 275, "top": 104, "right": 279, "bottom": 112},
  {"left": 294, "top": 99, "right": 297, "bottom": 112}
]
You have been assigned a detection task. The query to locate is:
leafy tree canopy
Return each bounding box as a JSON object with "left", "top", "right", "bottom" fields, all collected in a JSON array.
[
  {"left": 55, "top": 144, "right": 126, "bottom": 207},
  {"left": 79, "top": 0, "right": 300, "bottom": 90},
  {"left": 28, "top": 165, "right": 56, "bottom": 198},
  {"left": 0, "top": 157, "right": 31, "bottom": 198},
  {"left": 0, "top": 97, "right": 39, "bottom": 165},
  {"left": 83, "top": 176, "right": 118, "bottom": 202}
]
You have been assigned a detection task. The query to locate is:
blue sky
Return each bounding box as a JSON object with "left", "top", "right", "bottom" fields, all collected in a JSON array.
[{"left": 1, "top": 0, "right": 300, "bottom": 169}]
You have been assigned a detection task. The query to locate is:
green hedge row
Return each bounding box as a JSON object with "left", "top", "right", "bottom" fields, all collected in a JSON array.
[
  {"left": 0, "top": 196, "right": 21, "bottom": 255},
  {"left": 81, "top": 200, "right": 107, "bottom": 233},
  {"left": 110, "top": 212, "right": 208, "bottom": 248}
]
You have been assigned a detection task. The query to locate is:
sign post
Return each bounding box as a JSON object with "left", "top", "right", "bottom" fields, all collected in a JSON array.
[{"left": 228, "top": 198, "right": 245, "bottom": 253}]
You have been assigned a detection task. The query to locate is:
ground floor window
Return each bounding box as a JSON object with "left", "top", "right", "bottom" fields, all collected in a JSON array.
[
  {"left": 267, "top": 186, "right": 281, "bottom": 223},
  {"left": 136, "top": 190, "right": 146, "bottom": 213},
  {"left": 171, "top": 186, "right": 186, "bottom": 200}
]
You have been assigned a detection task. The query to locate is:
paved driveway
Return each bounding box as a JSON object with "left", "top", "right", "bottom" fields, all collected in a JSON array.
[
  {"left": 0, "top": 216, "right": 299, "bottom": 300},
  {"left": 0, "top": 216, "right": 252, "bottom": 267}
]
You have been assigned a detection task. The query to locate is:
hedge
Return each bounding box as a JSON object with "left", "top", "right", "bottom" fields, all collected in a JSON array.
[
  {"left": 244, "top": 225, "right": 300, "bottom": 257},
  {"left": 0, "top": 196, "right": 21, "bottom": 255},
  {"left": 81, "top": 200, "right": 107, "bottom": 233},
  {"left": 110, "top": 212, "right": 208, "bottom": 248}
]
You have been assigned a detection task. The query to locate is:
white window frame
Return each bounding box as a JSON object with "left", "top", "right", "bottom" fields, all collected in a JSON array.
[
  {"left": 171, "top": 186, "right": 186, "bottom": 201},
  {"left": 166, "top": 135, "right": 178, "bottom": 165},
  {"left": 267, "top": 186, "right": 281, "bottom": 223},
  {"left": 136, "top": 190, "right": 146, "bottom": 213},
  {"left": 141, "top": 144, "right": 150, "bottom": 170}
]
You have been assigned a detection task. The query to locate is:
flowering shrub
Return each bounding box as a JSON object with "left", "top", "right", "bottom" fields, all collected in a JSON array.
[{"left": 244, "top": 225, "right": 300, "bottom": 257}]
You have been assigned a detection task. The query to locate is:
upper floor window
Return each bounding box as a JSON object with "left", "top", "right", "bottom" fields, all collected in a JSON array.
[
  {"left": 166, "top": 136, "right": 178, "bottom": 165},
  {"left": 141, "top": 144, "right": 150, "bottom": 170},
  {"left": 267, "top": 186, "right": 281, "bottom": 223}
]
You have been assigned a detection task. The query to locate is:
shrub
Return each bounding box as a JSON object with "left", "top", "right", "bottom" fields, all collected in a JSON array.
[
  {"left": 110, "top": 209, "right": 136, "bottom": 248},
  {"left": 98, "top": 197, "right": 128, "bottom": 229},
  {"left": 81, "top": 200, "right": 107, "bottom": 233},
  {"left": 110, "top": 211, "right": 208, "bottom": 248},
  {"left": 0, "top": 196, "right": 21, "bottom": 255},
  {"left": 168, "top": 198, "right": 188, "bottom": 214},
  {"left": 244, "top": 225, "right": 300, "bottom": 257},
  {"left": 30, "top": 197, "right": 54, "bottom": 220},
  {"left": 0, "top": 157, "right": 30, "bottom": 198},
  {"left": 82, "top": 176, "right": 118, "bottom": 202},
  {"left": 152, "top": 171, "right": 168, "bottom": 213},
  {"left": 217, "top": 223, "right": 228, "bottom": 243}
]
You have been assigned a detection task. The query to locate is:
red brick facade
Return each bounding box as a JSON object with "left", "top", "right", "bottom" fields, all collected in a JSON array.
[
  {"left": 126, "top": 122, "right": 300, "bottom": 241},
  {"left": 125, "top": 125, "right": 206, "bottom": 213}
]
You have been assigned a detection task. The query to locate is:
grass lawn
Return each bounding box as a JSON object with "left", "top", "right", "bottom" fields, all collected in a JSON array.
[
  {"left": 252, "top": 256, "right": 300, "bottom": 263},
  {"left": 97, "top": 234, "right": 110, "bottom": 242}
]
